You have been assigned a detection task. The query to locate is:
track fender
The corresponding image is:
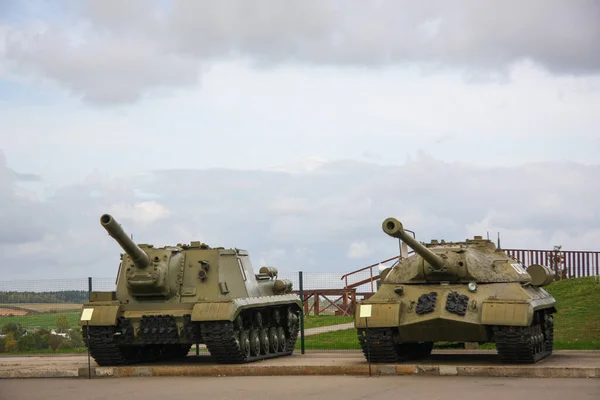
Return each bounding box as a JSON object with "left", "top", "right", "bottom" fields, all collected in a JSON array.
[
  {"left": 191, "top": 294, "right": 303, "bottom": 322},
  {"left": 354, "top": 302, "right": 401, "bottom": 328},
  {"left": 481, "top": 300, "right": 532, "bottom": 326},
  {"left": 78, "top": 305, "right": 120, "bottom": 326}
]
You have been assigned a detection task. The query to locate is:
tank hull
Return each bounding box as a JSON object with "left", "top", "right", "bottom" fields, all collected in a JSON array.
[
  {"left": 354, "top": 282, "right": 556, "bottom": 364},
  {"left": 79, "top": 294, "right": 302, "bottom": 365}
]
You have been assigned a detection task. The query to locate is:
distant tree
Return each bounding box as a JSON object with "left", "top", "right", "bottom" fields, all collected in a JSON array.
[
  {"left": 57, "top": 341, "right": 73, "bottom": 351},
  {"left": 39, "top": 333, "right": 50, "bottom": 350},
  {"left": 0, "top": 290, "right": 88, "bottom": 304},
  {"left": 69, "top": 327, "right": 85, "bottom": 348},
  {"left": 1, "top": 322, "right": 23, "bottom": 335},
  {"left": 4, "top": 337, "right": 18, "bottom": 352},
  {"left": 48, "top": 334, "right": 63, "bottom": 351},
  {"left": 17, "top": 334, "right": 37, "bottom": 352},
  {"left": 55, "top": 314, "right": 70, "bottom": 333},
  {"left": 547, "top": 245, "right": 567, "bottom": 280}
]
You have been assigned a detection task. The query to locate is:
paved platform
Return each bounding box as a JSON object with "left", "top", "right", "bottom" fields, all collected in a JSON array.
[{"left": 1, "top": 350, "right": 598, "bottom": 379}]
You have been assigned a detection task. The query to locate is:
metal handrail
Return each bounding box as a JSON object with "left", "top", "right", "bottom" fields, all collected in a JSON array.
[{"left": 341, "top": 252, "right": 415, "bottom": 290}]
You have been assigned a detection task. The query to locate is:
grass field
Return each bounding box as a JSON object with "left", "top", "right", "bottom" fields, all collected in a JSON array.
[{"left": 0, "top": 311, "right": 81, "bottom": 331}]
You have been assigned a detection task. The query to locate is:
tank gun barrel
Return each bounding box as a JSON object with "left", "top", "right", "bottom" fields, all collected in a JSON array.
[
  {"left": 100, "top": 214, "right": 150, "bottom": 269},
  {"left": 382, "top": 217, "right": 448, "bottom": 271}
]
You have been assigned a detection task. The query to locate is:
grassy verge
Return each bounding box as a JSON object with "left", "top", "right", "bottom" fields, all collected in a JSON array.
[
  {"left": 302, "top": 315, "right": 353, "bottom": 329},
  {"left": 295, "top": 328, "right": 361, "bottom": 350},
  {"left": 1, "top": 347, "right": 89, "bottom": 355},
  {"left": 545, "top": 276, "right": 600, "bottom": 348}
]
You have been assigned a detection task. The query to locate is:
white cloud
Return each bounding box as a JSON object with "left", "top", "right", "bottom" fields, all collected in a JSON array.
[
  {"left": 1, "top": 151, "right": 599, "bottom": 281},
  {"left": 268, "top": 197, "right": 312, "bottom": 215},
  {"left": 1, "top": 1, "right": 599, "bottom": 105},
  {"left": 108, "top": 201, "right": 170, "bottom": 225},
  {"left": 0, "top": 1, "right": 598, "bottom": 285},
  {"left": 347, "top": 241, "right": 372, "bottom": 259},
  {"left": 258, "top": 248, "right": 287, "bottom": 270}
]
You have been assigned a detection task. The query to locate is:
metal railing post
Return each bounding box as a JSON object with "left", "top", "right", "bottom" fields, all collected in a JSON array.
[{"left": 299, "top": 270, "right": 305, "bottom": 354}]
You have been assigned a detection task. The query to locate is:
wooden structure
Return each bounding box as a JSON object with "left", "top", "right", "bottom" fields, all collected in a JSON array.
[{"left": 290, "top": 289, "right": 357, "bottom": 316}]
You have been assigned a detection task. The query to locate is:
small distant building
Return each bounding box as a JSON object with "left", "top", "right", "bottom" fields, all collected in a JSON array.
[{"left": 50, "top": 329, "right": 69, "bottom": 338}]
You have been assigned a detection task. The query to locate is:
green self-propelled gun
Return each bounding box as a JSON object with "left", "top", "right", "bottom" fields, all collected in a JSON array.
[{"left": 79, "top": 214, "right": 301, "bottom": 365}]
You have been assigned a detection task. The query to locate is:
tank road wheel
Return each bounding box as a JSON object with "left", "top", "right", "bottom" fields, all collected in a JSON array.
[
  {"left": 268, "top": 327, "right": 279, "bottom": 353},
  {"left": 200, "top": 320, "right": 247, "bottom": 364},
  {"left": 493, "top": 310, "right": 554, "bottom": 364},
  {"left": 249, "top": 329, "right": 261, "bottom": 356},
  {"left": 239, "top": 330, "right": 251, "bottom": 359},
  {"left": 277, "top": 326, "right": 287, "bottom": 352},
  {"left": 232, "top": 330, "right": 242, "bottom": 354},
  {"left": 200, "top": 305, "right": 299, "bottom": 364},
  {"left": 259, "top": 328, "right": 270, "bottom": 355}
]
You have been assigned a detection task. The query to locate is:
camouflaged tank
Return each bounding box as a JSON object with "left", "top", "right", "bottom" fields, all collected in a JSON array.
[
  {"left": 354, "top": 217, "right": 557, "bottom": 364},
  {"left": 79, "top": 214, "right": 302, "bottom": 365}
]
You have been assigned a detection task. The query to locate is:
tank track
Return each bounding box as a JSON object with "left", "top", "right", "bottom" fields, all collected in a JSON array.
[
  {"left": 82, "top": 325, "right": 192, "bottom": 366},
  {"left": 492, "top": 310, "right": 554, "bottom": 364},
  {"left": 202, "top": 305, "right": 300, "bottom": 364},
  {"left": 82, "top": 304, "right": 299, "bottom": 366},
  {"left": 357, "top": 328, "right": 433, "bottom": 363}
]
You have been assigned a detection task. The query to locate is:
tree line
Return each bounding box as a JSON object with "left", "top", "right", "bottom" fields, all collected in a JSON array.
[{"left": 0, "top": 290, "right": 89, "bottom": 304}]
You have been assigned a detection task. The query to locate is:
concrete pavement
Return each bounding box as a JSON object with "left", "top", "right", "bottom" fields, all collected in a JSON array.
[
  {"left": 1, "top": 350, "right": 598, "bottom": 379},
  {"left": 2, "top": 375, "right": 599, "bottom": 400}
]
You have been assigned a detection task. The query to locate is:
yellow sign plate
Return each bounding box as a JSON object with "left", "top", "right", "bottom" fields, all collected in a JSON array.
[
  {"left": 359, "top": 304, "right": 372, "bottom": 318},
  {"left": 80, "top": 308, "right": 94, "bottom": 322}
]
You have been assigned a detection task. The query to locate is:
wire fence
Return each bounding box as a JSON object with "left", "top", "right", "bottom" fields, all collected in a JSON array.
[{"left": 0, "top": 272, "right": 598, "bottom": 356}]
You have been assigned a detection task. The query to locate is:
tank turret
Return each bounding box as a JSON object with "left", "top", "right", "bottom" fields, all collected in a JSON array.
[
  {"left": 382, "top": 218, "right": 448, "bottom": 272},
  {"left": 100, "top": 214, "right": 150, "bottom": 269},
  {"left": 379, "top": 217, "right": 537, "bottom": 284}
]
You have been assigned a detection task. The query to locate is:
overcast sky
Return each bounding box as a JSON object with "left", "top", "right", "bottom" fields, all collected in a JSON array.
[{"left": 1, "top": 0, "right": 599, "bottom": 283}]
